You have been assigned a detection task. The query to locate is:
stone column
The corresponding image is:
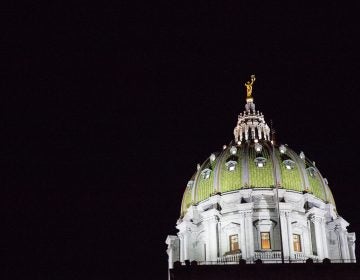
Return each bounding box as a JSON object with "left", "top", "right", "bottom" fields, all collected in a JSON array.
[
  {"left": 166, "top": 236, "right": 179, "bottom": 269},
  {"left": 183, "top": 231, "right": 190, "bottom": 261},
  {"left": 311, "top": 216, "right": 324, "bottom": 259},
  {"left": 206, "top": 218, "right": 219, "bottom": 262},
  {"left": 217, "top": 221, "right": 222, "bottom": 257},
  {"left": 279, "top": 211, "right": 290, "bottom": 259},
  {"left": 240, "top": 213, "right": 247, "bottom": 259},
  {"left": 338, "top": 229, "right": 350, "bottom": 261},
  {"left": 245, "top": 212, "right": 254, "bottom": 259},
  {"left": 286, "top": 212, "right": 294, "bottom": 260},
  {"left": 179, "top": 234, "right": 184, "bottom": 262},
  {"left": 320, "top": 219, "right": 329, "bottom": 258},
  {"left": 347, "top": 233, "right": 356, "bottom": 262},
  {"left": 303, "top": 221, "right": 312, "bottom": 256}
]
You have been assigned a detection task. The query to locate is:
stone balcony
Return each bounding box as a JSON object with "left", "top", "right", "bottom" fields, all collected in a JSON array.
[
  {"left": 214, "top": 251, "right": 321, "bottom": 264},
  {"left": 217, "top": 253, "right": 242, "bottom": 264}
]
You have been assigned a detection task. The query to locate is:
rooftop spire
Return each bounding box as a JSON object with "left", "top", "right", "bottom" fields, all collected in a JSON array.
[{"left": 234, "top": 75, "right": 270, "bottom": 143}]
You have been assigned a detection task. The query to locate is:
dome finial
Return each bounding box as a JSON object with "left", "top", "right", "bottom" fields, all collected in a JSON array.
[{"left": 245, "top": 74, "right": 256, "bottom": 102}]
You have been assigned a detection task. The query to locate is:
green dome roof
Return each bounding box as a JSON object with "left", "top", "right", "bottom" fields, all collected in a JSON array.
[
  {"left": 181, "top": 141, "right": 335, "bottom": 216},
  {"left": 181, "top": 76, "right": 336, "bottom": 217}
]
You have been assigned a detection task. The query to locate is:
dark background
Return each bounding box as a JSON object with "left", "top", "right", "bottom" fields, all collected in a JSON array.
[{"left": 3, "top": 2, "right": 360, "bottom": 279}]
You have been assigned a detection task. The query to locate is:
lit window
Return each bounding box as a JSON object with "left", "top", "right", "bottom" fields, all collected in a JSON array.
[
  {"left": 228, "top": 164, "right": 236, "bottom": 171},
  {"left": 201, "top": 169, "right": 211, "bottom": 179},
  {"left": 225, "top": 160, "right": 237, "bottom": 172},
  {"left": 229, "top": 234, "right": 239, "bottom": 252},
  {"left": 261, "top": 232, "right": 271, "bottom": 249},
  {"left": 254, "top": 157, "right": 267, "bottom": 168},
  {"left": 283, "top": 159, "right": 295, "bottom": 170},
  {"left": 293, "top": 234, "right": 302, "bottom": 252}
]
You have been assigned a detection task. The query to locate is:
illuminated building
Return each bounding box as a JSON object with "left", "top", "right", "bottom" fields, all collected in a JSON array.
[{"left": 166, "top": 76, "right": 356, "bottom": 274}]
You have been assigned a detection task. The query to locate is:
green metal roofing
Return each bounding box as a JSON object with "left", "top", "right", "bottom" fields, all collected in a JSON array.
[
  {"left": 276, "top": 150, "right": 303, "bottom": 192},
  {"left": 248, "top": 144, "right": 274, "bottom": 188},
  {"left": 218, "top": 147, "right": 243, "bottom": 193},
  {"left": 180, "top": 141, "right": 335, "bottom": 216}
]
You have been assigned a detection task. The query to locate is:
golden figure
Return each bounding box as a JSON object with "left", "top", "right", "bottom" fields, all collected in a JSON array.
[{"left": 245, "top": 74, "right": 256, "bottom": 98}]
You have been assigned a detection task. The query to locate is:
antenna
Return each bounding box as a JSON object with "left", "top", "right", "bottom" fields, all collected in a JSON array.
[{"left": 270, "top": 119, "right": 276, "bottom": 144}]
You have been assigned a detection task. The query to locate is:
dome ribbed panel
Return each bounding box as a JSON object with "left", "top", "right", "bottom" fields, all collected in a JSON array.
[
  {"left": 180, "top": 185, "right": 193, "bottom": 217},
  {"left": 307, "top": 173, "right": 326, "bottom": 201},
  {"left": 195, "top": 159, "right": 216, "bottom": 203},
  {"left": 180, "top": 143, "right": 337, "bottom": 214},
  {"left": 277, "top": 151, "right": 303, "bottom": 192},
  {"left": 248, "top": 144, "right": 274, "bottom": 188},
  {"left": 324, "top": 184, "right": 336, "bottom": 208},
  {"left": 305, "top": 160, "right": 326, "bottom": 201},
  {"left": 219, "top": 147, "right": 243, "bottom": 193}
]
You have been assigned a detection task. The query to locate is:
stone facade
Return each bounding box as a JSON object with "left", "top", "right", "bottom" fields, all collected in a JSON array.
[{"left": 167, "top": 188, "right": 355, "bottom": 268}]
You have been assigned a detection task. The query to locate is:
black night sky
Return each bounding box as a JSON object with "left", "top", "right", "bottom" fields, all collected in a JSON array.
[{"left": 3, "top": 2, "right": 360, "bottom": 279}]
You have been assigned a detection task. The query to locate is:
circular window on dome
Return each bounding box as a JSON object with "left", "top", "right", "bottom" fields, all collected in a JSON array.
[
  {"left": 283, "top": 159, "right": 295, "bottom": 170},
  {"left": 254, "top": 157, "right": 267, "bottom": 168}
]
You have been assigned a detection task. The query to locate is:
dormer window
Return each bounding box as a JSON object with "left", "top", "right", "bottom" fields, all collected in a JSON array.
[
  {"left": 201, "top": 168, "right": 211, "bottom": 179},
  {"left": 283, "top": 159, "right": 295, "bottom": 170},
  {"left": 254, "top": 157, "right": 267, "bottom": 168},
  {"left": 225, "top": 160, "right": 237, "bottom": 172},
  {"left": 307, "top": 167, "right": 317, "bottom": 177}
]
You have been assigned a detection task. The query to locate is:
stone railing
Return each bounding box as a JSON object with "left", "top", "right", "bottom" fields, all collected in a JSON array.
[
  {"left": 254, "top": 250, "right": 282, "bottom": 260},
  {"left": 293, "top": 252, "right": 306, "bottom": 260},
  {"left": 217, "top": 253, "right": 242, "bottom": 263}
]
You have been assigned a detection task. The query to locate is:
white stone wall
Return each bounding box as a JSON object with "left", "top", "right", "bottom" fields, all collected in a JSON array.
[{"left": 166, "top": 189, "right": 356, "bottom": 268}]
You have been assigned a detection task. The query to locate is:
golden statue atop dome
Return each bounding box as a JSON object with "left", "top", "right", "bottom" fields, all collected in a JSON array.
[{"left": 245, "top": 74, "right": 256, "bottom": 101}]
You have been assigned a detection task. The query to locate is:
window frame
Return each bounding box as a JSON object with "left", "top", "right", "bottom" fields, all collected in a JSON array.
[
  {"left": 260, "top": 232, "right": 271, "bottom": 250},
  {"left": 293, "top": 234, "right": 302, "bottom": 252},
  {"left": 229, "top": 234, "right": 240, "bottom": 252}
]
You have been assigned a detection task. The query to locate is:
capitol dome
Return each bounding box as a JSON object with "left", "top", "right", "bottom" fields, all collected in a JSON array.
[
  {"left": 166, "top": 76, "right": 356, "bottom": 270},
  {"left": 181, "top": 142, "right": 336, "bottom": 218}
]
